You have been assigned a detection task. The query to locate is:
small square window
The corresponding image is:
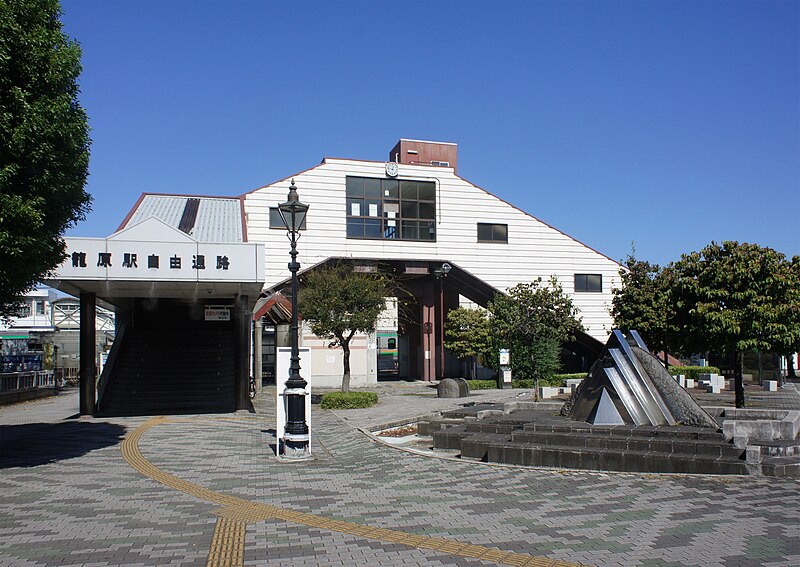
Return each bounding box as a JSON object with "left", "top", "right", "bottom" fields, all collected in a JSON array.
[
  {"left": 346, "top": 177, "right": 364, "bottom": 197},
  {"left": 417, "top": 182, "right": 436, "bottom": 201},
  {"left": 400, "top": 181, "right": 418, "bottom": 200},
  {"left": 477, "top": 223, "right": 508, "bottom": 243},
  {"left": 574, "top": 274, "right": 602, "bottom": 292}
]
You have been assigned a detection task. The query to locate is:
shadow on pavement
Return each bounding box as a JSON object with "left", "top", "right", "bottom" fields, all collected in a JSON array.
[{"left": 0, "top": 421, "right": 126, "bottom": 468}]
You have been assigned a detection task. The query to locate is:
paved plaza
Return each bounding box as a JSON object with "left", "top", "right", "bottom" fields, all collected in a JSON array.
[{"left": 1, "top": 384, "right": 799, "bottom": 567}]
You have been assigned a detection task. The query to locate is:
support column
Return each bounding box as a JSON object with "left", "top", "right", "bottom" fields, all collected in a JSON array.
[
  {"left": 421, "top": 281, "right": 436, "bottom": 381},
  {"left": 253, "top": 317, "right": 263, "bottom": 393},
  {"left": 234, "top": 296, "right": 251, "bottom": 411},
  {"left": 79, "top": 292, "right": 96, "bottom": 416}
]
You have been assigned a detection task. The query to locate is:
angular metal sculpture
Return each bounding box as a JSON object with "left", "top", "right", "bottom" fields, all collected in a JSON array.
[
  {"left": 569, "top": 330, "right": 677, "bottom": 426},
  {"left": 590, "top": 387, "right": 626, "bottom": 425}
]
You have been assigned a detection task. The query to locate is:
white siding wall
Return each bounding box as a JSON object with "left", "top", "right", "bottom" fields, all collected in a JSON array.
[{"left": 244, "top": 159, "right": 620, "bottom": 343}]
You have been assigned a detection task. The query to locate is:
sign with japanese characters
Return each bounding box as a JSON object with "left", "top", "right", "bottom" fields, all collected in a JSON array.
[
  {"left": 204, "top": 307, "right": 231, "bottom": 321},
  {"left": 54, "top": 217, "right": 264, "bottom": 283}
]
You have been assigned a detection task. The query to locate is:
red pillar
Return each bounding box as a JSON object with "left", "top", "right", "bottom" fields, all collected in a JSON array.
[{"left": 420, "top": 281, "right": 436, "bottom": 381}]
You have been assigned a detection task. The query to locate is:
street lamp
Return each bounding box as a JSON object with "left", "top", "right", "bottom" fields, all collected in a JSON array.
[{"left": 278, "top": 179, "right": 310, "bottom": 458}]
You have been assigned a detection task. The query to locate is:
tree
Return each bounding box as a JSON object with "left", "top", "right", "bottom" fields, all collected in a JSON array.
[
  {"left": 488, "top": 277, "right": 583, "bottom": 382},
  {"left": 771, "top": 255, "right": 800, "bottom": 383},
  {"left": 298, "top": 264, "right": 389, "bottom": 392},
  {"left": 444, "top": 307, "right": 492, "bottom": 379},
  {"left": 0, "top": 0, "right": 91, "bottom": 318},
  {"left": 671, "top": 241, "right": 790, "bottom": 407},
  {"left": 611, "top": 252, "right": 676, "bottom": 360}
]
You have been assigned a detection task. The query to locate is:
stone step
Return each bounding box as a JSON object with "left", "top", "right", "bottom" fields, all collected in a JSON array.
[
  {"left": 431, "top": 425, "right": 467, "bottom": 450},
  {"left": 460, "top": 433, "right": 512, "bottom": 461},
  {"left": 760, "top": 455, "right": 800, "bottom": 478},
  {"left": 441, "top": 403, "right": 505, "bottom": 419},
  {"left": 521, "top": 422, "right": 722, "bottom": 442},
  {"left": 485, "top": 441, "right": 747, "bottom": 475},
  {"left": 753, "top": 439, "right": 800, "bottom": 457},
  {"left": 464, "top": 421, "right": 522, "bottom": 434},
  {"left": 417, "top": 418, "right": 465, "bottom": 436},
  {"left": 510, "top": 430, "right": 742, "bottom": 460}
]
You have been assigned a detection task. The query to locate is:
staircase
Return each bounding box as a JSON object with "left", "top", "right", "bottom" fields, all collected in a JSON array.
[
  {"left": 421, "top": 403, "right": 753, "bottom": 476},
  {"left": 99, "top": 307, "right": 236, "bottom": 416}
]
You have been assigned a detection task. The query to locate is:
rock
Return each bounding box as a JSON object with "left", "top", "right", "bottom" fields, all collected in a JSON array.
[
  {"left": 438, "top": 378, "right": 466, "bottom": 398},
  {"left": 632, "top": 347, "right": 718, "bottom": 428}
]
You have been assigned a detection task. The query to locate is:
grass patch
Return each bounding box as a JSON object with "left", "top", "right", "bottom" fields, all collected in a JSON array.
[
  {"left": 464, "top": 379, "right": 498, "bottom": 390},
  {"left": 320, "top": 391, "right": 379, "bottom": 409}
]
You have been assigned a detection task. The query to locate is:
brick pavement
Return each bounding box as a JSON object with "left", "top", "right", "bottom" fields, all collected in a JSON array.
[{"left": 1, "top": 385, "right": 799, "bottom": 566}]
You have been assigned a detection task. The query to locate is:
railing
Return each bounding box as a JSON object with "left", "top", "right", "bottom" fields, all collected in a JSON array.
[
  {"left": 0, "top": 371, "right": 56, "bottom": 393},
  {"left": 96, "top": 321, "right": 125, "bottom": 412}
]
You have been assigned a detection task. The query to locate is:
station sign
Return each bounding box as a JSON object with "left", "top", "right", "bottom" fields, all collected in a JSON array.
[{"left": 53, "top": 218, "right": 264, "bottom": 283}]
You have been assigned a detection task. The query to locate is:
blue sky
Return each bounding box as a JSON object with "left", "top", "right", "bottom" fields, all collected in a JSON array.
[{"left": 61, "top": 0, "right": 799, "bottom": 266}]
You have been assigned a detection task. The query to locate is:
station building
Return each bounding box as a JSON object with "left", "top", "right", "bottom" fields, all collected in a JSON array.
[{"left": 48, "top": 139, "right": 621, "bottom": 415}]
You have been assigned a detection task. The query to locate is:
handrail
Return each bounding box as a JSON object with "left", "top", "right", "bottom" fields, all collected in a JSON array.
[
  {"left": 0, "top": 371, "right": 55, "bottom": 393},
  {"left": 96, "top": 321, "right": 126, "bottom": 412}
]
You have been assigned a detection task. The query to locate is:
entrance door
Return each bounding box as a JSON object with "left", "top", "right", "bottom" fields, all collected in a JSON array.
[{"left": 261, "top": 324, "right": 277, "bottom": 384}]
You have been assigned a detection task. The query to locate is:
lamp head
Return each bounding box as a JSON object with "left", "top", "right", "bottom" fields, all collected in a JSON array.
[{"left": 278, "top": 179, "right": 309, "bottom": 231}]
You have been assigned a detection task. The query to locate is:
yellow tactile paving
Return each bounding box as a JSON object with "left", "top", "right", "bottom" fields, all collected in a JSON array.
[
  {"left": 206, "top": 517, "right": 246, "bottom": 567},
  {"left": 121, "top": 416, "right": 586, "bottom": 567}
]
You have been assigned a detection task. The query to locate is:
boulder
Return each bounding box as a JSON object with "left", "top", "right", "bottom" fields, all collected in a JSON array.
[{"left": 437, "top": 378, "right": 469, "bottom": 398}]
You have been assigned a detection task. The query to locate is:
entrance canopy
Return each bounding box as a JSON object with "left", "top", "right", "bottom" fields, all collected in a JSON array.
[
  {"left": 268, "top": 256, "right": 502, "bottom": 306},
  {"left": 46, "top": 217, "right": 264, "bottom": 307}
]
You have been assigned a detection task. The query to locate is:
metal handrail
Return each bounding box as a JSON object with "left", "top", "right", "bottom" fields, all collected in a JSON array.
[{"left": 0, "top": 371, "right": 55, "bottom": 393}]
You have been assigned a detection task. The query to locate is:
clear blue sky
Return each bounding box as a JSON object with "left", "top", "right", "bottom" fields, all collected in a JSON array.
[{"left": 61, "top": 0, "right": 799, "bottom": 266}]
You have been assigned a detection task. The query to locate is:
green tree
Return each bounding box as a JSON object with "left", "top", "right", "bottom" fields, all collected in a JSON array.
[
  {"left": 771, "top": 255, "right": 800, "bottom": 383},
  {"left": 0, "top": 0, "right": 91, "bottom": 317},
  {"left": 298, "top": 264, "right": 389, "bottom": 392},
  {"left": 671, "top": 241, "right": 790, "bottom": 407},
  {"left": 488, "top": 277, "right": 583, "bottom": 382},
  {"left": 444, "top": 307, "right": 492, "bottom": 379},
  {"left": 611, "top": 252, "right": 676, "bottom": 360}
]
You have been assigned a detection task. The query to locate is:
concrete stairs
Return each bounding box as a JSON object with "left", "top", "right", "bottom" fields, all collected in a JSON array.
[
  {"left": 421, "top": 406, "right": 756, "bottom": 475},
  {"left": 746, "top": 439, "right": 800, "bottom": 478}
]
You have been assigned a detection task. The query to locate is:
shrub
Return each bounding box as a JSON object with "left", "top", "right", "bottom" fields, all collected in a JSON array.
[
  {"left": 464, "top": 379, "right": 498, "bottom": 390},
  {"left": 668, "top": 366, "right": 721, "bottom": 381},
  {"left": 513, "top": 378, "right": 548, "bottom": 388},
  {"left": 320, "top": 391, "right": 378, "bottom": 409},
  {"left": 512, "top": 372, "right": 588, "bottom": 389},
  {"left": 552, "top": 372, "right": 588, "bottom": 382}
]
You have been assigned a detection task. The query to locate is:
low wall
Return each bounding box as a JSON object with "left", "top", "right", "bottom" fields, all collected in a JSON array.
[{"left": 0, "top": 387, "right": 58, "bottom": 405}]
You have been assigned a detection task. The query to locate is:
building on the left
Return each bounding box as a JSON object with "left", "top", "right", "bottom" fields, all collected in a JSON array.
[
  {"left": 45, "top": 196, "right": 264, "bottom": 415},
  {"left": 1, "top": 288, "right": 115, "bottom": 377}
]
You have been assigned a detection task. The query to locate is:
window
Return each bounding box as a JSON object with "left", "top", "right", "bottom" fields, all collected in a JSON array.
[
  {"left": 574, "top": 274, "right": 602, "bottom": 292},
  {"left": 269, "top": 207, "right": 306, "bottom": 230},
  {"left": 477, "top": 223, "right": 508, "bottom": 243},
  {"left": 35, "top": 301, "right": 45, "bottom": 315},
  {"left": 346, "top": 176, "right": 436, "bottom": 241}
]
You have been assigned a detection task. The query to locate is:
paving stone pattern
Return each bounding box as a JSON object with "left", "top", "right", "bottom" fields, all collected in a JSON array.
[{"left": 1, "top": 386, "right": 799, "bottom": 566}]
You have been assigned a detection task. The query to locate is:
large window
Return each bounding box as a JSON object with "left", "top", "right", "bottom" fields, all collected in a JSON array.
[
  {"left": 574, "top": 274, "right": 602, "bottom": 292},
  {"left": 477, "top": 223, "right": 508, "bottom": 243},
  {"left": 346, "top": 176, "right": 436, "bottom": 241},
  {"left": 269, "top": 207, "right": 306, "bottom": 230}
]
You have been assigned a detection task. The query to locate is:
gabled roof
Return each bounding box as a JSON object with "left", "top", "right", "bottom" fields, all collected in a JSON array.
[
  {"left": 240, "top": 157, "right": 619, "bottom": 266},
  {"left": 117, "top": 193, "right": 247, "bottom": 242}
]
